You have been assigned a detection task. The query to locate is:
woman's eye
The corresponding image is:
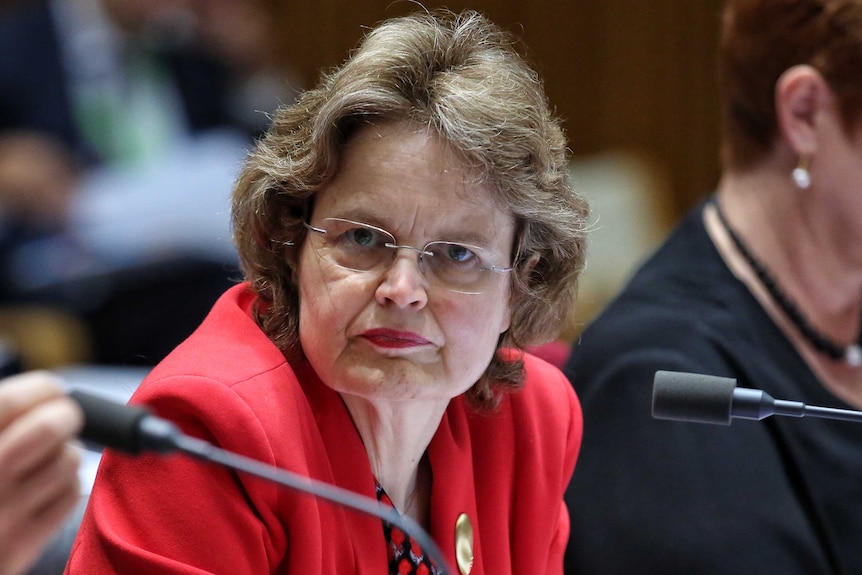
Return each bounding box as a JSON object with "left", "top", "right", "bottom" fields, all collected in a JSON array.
[
  {"left": 345, "top": 227, "right": 379, "bottom": 247},
  {"left": 444, "top": 244, "right": 477, "bottom": 264}
]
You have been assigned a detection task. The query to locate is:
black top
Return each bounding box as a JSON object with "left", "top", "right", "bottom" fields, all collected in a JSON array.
[{"left": 563, "top": 200, "right": 862, "bottom": 574}]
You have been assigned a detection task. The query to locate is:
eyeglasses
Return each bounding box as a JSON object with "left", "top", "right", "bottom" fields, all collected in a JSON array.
[{"left": 303, "top": 218, "right": 513, "bottom": 295}]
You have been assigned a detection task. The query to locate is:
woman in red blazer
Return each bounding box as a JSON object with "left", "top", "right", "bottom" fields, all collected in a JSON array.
[{"left": 67, "top": 9, "right": 589, "bottom": 575}]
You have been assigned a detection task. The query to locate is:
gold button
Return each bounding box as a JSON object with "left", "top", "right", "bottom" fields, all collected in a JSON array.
[{"left": 454, "top": 513, "right": 474, "bottom": 575}]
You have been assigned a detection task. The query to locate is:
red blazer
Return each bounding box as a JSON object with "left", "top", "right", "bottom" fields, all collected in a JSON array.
[{"left": 66, "top": 283, "right": 582, "bottom": 574}]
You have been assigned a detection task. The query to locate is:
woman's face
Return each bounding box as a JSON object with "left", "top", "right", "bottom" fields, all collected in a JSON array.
[{"left": 297, "top": 122, "right": 515, "bottom": 404}]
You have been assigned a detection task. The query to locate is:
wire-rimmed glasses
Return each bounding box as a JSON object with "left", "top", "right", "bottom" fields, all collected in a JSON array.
[{"left": 303, "top": 217, "right": 513, "bottom": 295}]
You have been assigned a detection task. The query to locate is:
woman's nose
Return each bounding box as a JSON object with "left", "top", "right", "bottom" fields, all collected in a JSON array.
[{"left": 374, "top": 252, "right": 429, "bottom": 309}]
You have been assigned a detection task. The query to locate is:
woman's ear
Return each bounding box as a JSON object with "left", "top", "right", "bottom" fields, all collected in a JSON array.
[
  {"left": 502, "top": 252, "right": 541, "bottom": 336},
  {"left": 775, "top": 64, "right": 834, "bottom": 156},
  {"left": 520, "top": 252, "right": 541, "bottom": 279}
]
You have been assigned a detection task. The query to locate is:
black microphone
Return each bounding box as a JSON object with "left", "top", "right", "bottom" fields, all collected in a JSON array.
[
  {"left": 651, "top": 370, "right": 862, "bottom": 425},
  {"left": 68, "top": 390, "right": 180, "bottom": 454},
  {"left": 68, "top": 389, "right": 454, "bottom": 575}
]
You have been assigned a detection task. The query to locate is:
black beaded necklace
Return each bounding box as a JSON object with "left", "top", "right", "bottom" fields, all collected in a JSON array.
[{"left": 711, "top": 198, "right": 862, "bottom": 367}]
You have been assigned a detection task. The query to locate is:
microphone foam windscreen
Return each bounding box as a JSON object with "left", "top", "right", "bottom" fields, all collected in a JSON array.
[
  {"left": 652, "top": 371, "right": 736, "bottom": 425},
  {"left": 68, "top": 389, "right": 150, "bottom": 453}
]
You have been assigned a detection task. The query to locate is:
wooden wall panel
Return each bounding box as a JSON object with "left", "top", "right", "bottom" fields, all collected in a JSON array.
[{"left": 561, "top": 1, "right": 725, "bottom": 215}]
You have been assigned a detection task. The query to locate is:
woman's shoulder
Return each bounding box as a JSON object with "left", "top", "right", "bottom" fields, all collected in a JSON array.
[
  {"left": 142, "top": 283, "right": 288, "bottom": 392},
  {"left": 127, "top": 283, "right": 311, "bottom": 459},
  {"left": 131, "top": 353, "right": 304, "bottom": 449},
  {"left": 498, "top": 349, "right": 580, "bottom": 415},
  {"left": 519, "top": 351, "right": 582, "bottom": 430},
  {"left": 446, "top": 351, "right": 581, "bottom": 493},
  {"left": 461, "top": 350, "right": 582, "bottom": 454}
]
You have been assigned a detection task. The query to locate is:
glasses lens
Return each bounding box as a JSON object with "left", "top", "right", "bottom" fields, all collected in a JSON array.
[
  {"left": 424, "top": 241, "right": 495, "bottom": 293},
  {"left": 313, "top": 218, "right": 394, "bottom": 271}
]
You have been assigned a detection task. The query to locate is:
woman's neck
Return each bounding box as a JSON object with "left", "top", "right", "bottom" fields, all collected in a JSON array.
[
  {"left": 716, "top": 171, "right": 861, "bottom": 333},
  {"left": 340, "top": 394, "right": 447, "bottom": 525},
  {"left": 706, "top": 169, "right": 862, "bottom": 405}
]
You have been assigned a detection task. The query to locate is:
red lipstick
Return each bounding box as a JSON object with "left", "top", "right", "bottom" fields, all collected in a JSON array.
[{"left": 360, "top": 329, "right": 431, "bottom": 349}]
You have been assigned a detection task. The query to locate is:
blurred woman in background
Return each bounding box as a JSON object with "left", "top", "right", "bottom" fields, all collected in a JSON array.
[{"left": 565, "top": 1, "right": 862, "bottom": 573}]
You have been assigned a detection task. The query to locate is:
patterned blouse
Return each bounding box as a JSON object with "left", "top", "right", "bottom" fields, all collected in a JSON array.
[{"left": 375, "top": 482, "right": 442, "bottom": 575}]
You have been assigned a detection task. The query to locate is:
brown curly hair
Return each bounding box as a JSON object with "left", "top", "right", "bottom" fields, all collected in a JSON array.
[{"left": 231, "top": 9, "right": 589, "bottom": 411}]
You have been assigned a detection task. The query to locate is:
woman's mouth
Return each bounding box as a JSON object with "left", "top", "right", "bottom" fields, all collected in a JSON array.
[{"left": 359, "top": 329, "right": 432, "bottom": 349}]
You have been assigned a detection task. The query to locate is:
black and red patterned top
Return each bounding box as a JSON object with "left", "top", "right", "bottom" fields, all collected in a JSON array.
[{"left": 375, "top": 482, "right": 442, "bottom": 575}]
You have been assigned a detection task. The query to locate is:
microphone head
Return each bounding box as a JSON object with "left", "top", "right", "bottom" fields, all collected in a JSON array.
[
  {"left": 68, "top": 389, "right": 151, "bottom": 454},
  {"left": 652, "top": 371, "right": 737, "bottom": 425}
]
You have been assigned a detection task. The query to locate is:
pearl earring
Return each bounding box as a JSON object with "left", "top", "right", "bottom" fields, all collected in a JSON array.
[{"left": 792, "top": 156, "right": 811, "bottom": 189}]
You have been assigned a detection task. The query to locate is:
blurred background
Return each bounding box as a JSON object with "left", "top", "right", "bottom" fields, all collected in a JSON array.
[{"left": 0, "top": 0, "right": 725, "bottom": 372}]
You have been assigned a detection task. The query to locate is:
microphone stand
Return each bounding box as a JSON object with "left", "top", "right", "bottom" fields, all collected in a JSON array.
[{"left": 731, "top": 387, "right": 862, "bottom": 423}]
